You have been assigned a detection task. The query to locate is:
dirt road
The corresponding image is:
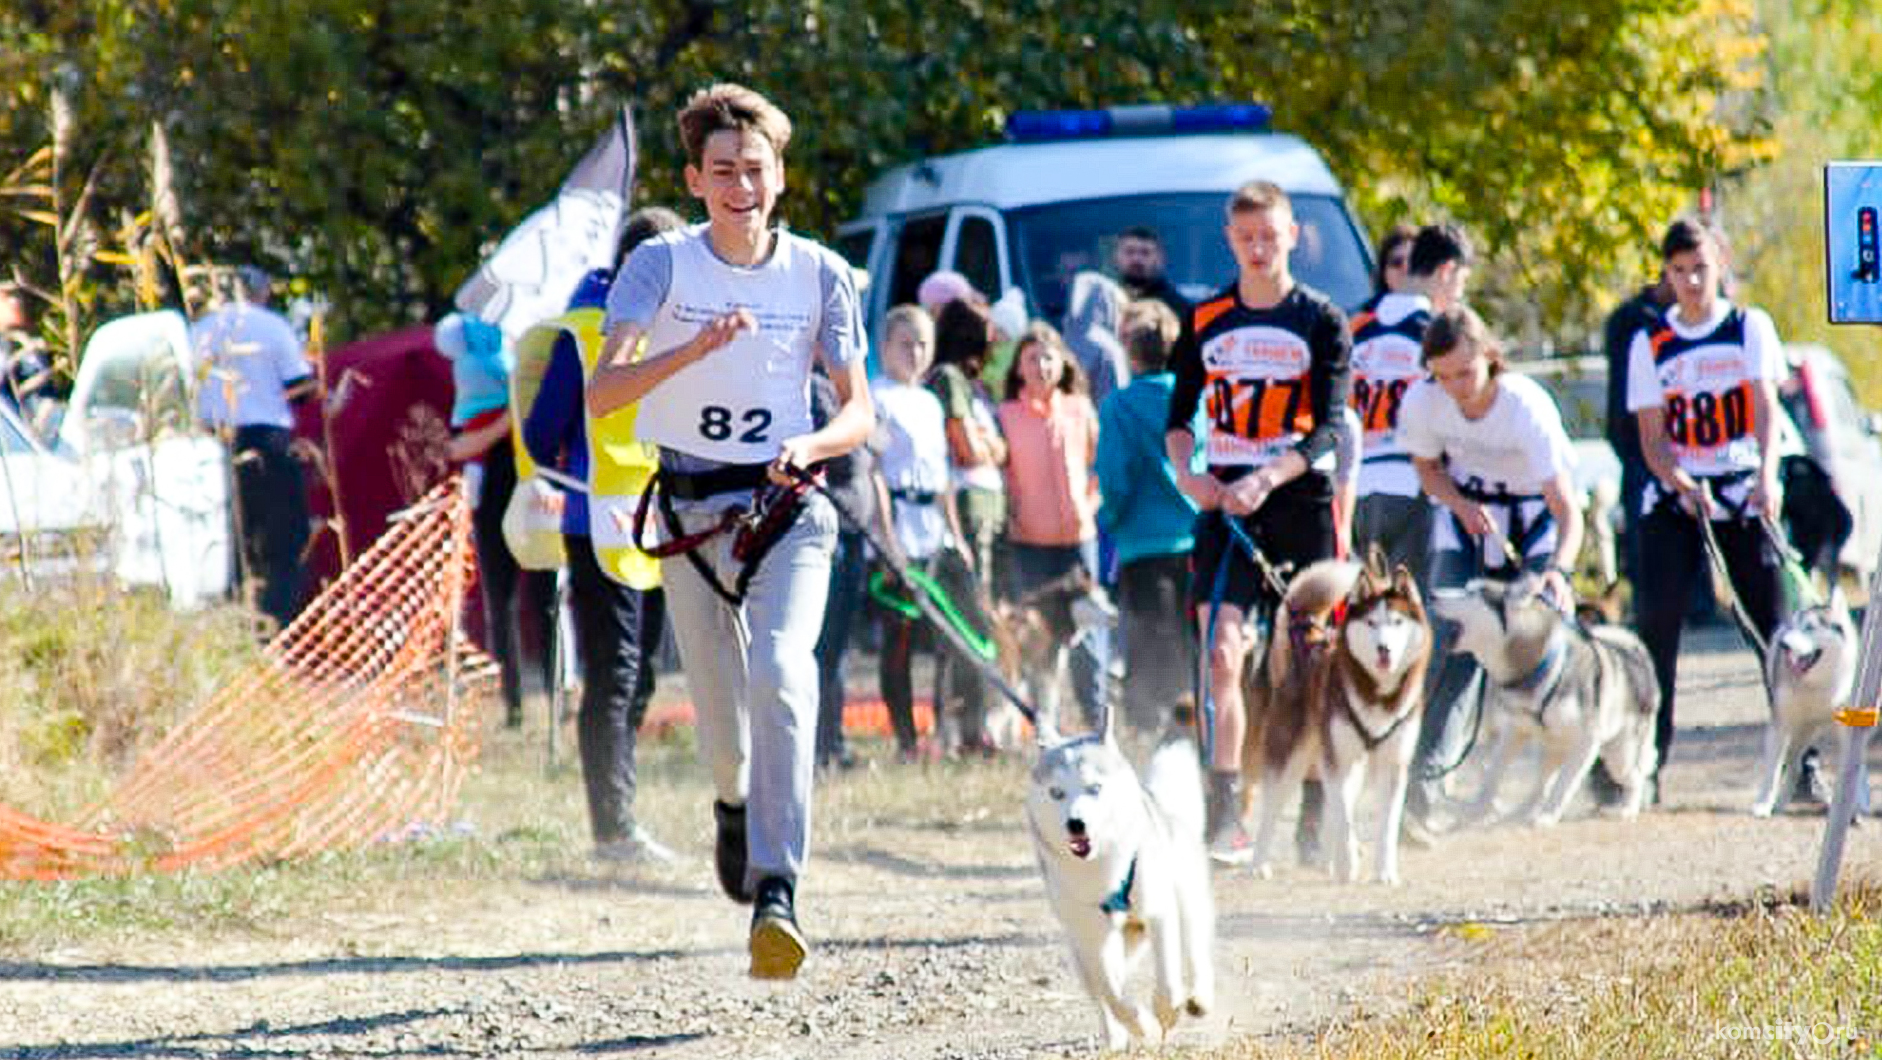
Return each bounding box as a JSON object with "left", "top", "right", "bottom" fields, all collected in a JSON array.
[{"left": 2, "top": 626, "right": 1877, "bottom": 1058}]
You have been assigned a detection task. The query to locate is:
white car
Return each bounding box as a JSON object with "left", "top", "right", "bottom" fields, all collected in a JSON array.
[{"left": 0, "top": 399, "right": 109, "bottom": 578}]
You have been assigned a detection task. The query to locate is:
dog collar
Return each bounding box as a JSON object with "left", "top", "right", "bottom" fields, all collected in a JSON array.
[
  {"left": 1502, "top": 634, "right": 1567, "bottom": 695},
  {"left": 1099, "top": 855, "right": 1138, "bottom": 914}
]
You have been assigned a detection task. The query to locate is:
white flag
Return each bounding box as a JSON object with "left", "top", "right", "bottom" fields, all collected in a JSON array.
[{"left": 454, "top": 106, "right": 636, "bottom": 342}]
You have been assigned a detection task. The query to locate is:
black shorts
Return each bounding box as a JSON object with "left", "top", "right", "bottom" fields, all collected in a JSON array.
[{"left": 1188, "top": 474, "right": 1335, "bottom": 614}]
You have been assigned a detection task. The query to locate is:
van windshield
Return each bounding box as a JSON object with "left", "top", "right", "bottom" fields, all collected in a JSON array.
[{"left": 1005, "top": 192, "right": 1374, "bottom": 322}]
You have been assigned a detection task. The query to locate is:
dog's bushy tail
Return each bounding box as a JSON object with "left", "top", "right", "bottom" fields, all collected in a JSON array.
[
  {"left": 1147, "top": 696, "right": 1207, "bottom": 843},
  {"left": 1593, "top": 627, "right": 1660, "bottom": 718}
]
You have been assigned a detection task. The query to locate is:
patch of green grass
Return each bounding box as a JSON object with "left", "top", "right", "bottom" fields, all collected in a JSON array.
[{"left": 1210, "top": 887, "right": 1882, "bottom": 1060}]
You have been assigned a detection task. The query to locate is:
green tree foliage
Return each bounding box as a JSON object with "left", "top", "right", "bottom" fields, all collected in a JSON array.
[
  {"left": 0, "top": 0, "right": 1768, "bottom": 350},
  {"left": 1732, "top": 0, "right": 1882, "bottom": 402}
]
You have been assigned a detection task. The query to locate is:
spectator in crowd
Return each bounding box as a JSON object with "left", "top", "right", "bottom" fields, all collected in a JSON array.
[
  {"left": 0, "top": 284, "right": 54, "bottom": 429},
  {"left": 811, "top": 355, "right": 874, "bottom": 772},
  {"left": 435, "top": 309, "right": 556, "bottom": 728},
  {"left": 927, "top": 297, "right": 1007, "bottom": 749},
  {"left": 998, "top": 322, "right": 1107, "bottom": 729},
  {"left": 193, "top": 265, "right": 317, "bottom": 634},
  {"left": 1602, "top": 268, "right": 1673, "bottom": 594},
  {"left": 869, "top": 305, "right": 961, "bottom": 760},
  {"left": 918, "top": 270, "right": 980, "bottom": 319},
  {"left": 1113, "top": 225, "right": 1190, "bottom": 320},
  {"left": 1062, "top": 271, "right": 1132, "bottom": 408},
  {"left": 586, "top": 83, "right": 873, "bottom": 980},
  {"left": 521, "top": 205, "right": 684, "bottom": 863},
  {"left": 1097, "top": 299, "right": 1197, "bottom": 734},
  {"left": 1359, "top": 224, "right": 1419, "bottom": 313}
]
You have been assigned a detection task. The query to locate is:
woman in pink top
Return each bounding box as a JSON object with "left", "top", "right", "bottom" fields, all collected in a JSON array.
[{"left": 997, "top": 322, "right": 1108, "bottom": 726}]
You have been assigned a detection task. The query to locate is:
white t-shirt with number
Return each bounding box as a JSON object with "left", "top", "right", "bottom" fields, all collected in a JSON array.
[
  {"left": 1624, "top": 301, "right": 1782, "bottom": 479},
  {"left": 605, "top": 224, "right": 864, "bottom": 465}
]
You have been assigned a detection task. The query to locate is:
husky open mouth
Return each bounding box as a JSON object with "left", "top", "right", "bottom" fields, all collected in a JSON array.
[
  {"left": 1068, "top": 834, "right": 1092, "bottom": 858},
  {"left": 1784, "top": 646, "right": 1823, "bottom": 675}
]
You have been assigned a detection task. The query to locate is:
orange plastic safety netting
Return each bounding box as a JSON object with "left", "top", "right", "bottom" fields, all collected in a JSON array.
[{"left": 0, "top": 479, "right": 496, "bottom": 879}]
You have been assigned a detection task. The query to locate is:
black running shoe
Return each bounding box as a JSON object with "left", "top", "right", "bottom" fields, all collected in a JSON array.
[
  {"left": 749, "top": 876, "right": 807, "bottom": 980},
  {"left": 714, "top": 800, "right": 753, "bottom": 904}
]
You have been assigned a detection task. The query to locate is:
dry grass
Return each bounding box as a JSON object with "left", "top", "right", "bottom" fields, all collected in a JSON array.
[
  {"left": 1207, "top": 887, "right": 1882, "bottom": 1060},
  {"left": 0, "top": 576, "right": 261, "bottom": 818}
]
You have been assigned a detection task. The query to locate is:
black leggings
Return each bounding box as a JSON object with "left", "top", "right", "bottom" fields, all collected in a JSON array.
[
  {"left": 471, "top": 439, "right": 557, "bottom": 718},
  {"left": 1634, "top": 494, "right": 1781, "bottom": 769}
]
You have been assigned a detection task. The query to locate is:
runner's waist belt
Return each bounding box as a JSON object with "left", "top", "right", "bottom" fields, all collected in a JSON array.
[
  {"left": 889, "top": 488, "right": 938, "bottom": 505},
  {"left": 661, "top": 462, "right": 771, "bottom": 501}
]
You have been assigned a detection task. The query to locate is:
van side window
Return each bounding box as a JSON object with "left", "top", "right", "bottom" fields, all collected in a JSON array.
[
  {"left": 835, "top": 228, "right": 874, "bottom": 269},
  {"left": 888, "top": 214, "right": 948, "bottom": 308},
  {"left": 954, "top": 215, "right": 1000, "bottom": 297}
]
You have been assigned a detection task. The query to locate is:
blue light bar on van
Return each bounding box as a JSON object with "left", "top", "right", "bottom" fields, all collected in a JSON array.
[{"left": 1004, "top": 103, "right": 1272, "bottom": 142}]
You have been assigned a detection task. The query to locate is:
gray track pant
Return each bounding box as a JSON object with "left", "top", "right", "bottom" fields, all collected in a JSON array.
[{"left": 660, "top": 492, "right": 836, "bottom": 888}]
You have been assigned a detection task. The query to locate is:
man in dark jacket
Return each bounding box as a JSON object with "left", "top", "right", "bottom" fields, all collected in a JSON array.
[{"left": 1603, "top": 273, "right": 1672, "bottom": 593}]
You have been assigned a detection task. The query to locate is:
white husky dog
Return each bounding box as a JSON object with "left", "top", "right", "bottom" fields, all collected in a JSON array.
[
  {"left": 1024, "top": 706, "right": 1214, "bottom": 1049},
  {"left": 1753, "top": 591, "right": 1858, "bottom": 816},
  {"left": 1431, "top": 575, "right": 1659, "bottom": 825}
]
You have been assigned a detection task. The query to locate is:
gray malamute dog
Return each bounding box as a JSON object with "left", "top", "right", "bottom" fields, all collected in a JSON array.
[
  {"left": 1024, "top": 706, "right": 1214, "bottom": 1049},
  {"left": 1753, "top": 591, "right": 1858, "bottom": 816},
  {"left": 1431, "top": 575, "right": 1659, "bottom": 825}
]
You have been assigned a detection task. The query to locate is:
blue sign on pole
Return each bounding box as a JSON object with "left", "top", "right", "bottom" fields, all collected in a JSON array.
[{"left": 1825, "top": 162, "right": 1882, "bottom": 324}]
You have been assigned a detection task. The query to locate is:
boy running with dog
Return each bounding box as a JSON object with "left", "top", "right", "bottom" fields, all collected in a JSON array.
[
  {"left": 587, "top": 83, "right": 872, "bottom": 980},
  {"left": 1163, "top": 180, "right": 1352, "bottom": 863}
]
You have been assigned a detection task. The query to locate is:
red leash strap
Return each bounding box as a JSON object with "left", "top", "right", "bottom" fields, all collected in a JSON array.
[{"left": 631, "top": 474, "right": 740, "bottom": 558}]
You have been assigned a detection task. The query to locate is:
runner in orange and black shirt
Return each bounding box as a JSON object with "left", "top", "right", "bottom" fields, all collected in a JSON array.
[{"left": 1164, "top": 180, "right": 1351, "bottom": 862}]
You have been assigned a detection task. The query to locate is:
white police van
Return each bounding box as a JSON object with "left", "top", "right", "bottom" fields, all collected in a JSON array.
[{"left": 836, "top": 104, "right": 1375, "bottom": 334}]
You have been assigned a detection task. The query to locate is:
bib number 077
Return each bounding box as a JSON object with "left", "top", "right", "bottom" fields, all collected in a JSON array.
[{"left": 699, "top": 404, "right": 773, "bottom": 444}]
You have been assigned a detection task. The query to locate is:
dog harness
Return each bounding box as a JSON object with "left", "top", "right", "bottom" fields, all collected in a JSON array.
[
  {"left": 630, "top": 463, "right": 816, "bottom": 606},
  {"left": 1099, "top": 856, "right": 1138, "bottom": 914},
  {"left": 1339, "top": 687, "right": 1420, "bottom": 752},
  {"left": 1499, "top": 630, "right": 1569, "bottom": 703}
]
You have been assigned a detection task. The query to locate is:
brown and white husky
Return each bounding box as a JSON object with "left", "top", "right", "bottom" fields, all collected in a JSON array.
[{"left": 1240, "top": 559, "right": 1433, "bottom": 883}]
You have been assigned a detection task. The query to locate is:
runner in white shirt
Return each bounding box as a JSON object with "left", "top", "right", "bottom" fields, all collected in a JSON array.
[
  {"left": 587, "top": 84, "right": 873, "bottom": 981},
  {"left": 1401, "top": 305, "right": 1582, "bottom": 825},
  {"left": 1625, "top": 217, "right": 1787, "bottom": 785}
]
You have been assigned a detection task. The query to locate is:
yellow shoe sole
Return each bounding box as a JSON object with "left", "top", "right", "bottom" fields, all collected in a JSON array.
[{"left": 749, "top": 914, "right": 807, "bottom": 980}]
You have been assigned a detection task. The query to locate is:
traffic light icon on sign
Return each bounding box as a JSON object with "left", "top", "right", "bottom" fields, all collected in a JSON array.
[{"left": 1856, "top": 206, "right": 1879, "bottom": 283}]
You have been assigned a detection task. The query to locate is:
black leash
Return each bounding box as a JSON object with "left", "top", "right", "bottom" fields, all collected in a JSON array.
[{"left": 783, "top": 466, "right": 1044, "bottom": 729}]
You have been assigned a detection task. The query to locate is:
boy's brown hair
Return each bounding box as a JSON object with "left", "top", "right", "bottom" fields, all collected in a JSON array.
[
  {"left": 1421, "top": 305, "right": 1506, "bottom": 376},
  {"left": 677, "top": 83, "right": 793, "bottom": 165},
  {"left": 1226, "top": 179, "right": 1292, "bottom": 219},
  {"left": 1120, "top": 299, "right": 1180, "bottom": 373}
]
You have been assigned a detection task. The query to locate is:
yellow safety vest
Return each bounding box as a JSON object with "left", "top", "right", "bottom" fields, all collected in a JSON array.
[{"left": 512, "top": 308, "right": 661, "bottom": 589}]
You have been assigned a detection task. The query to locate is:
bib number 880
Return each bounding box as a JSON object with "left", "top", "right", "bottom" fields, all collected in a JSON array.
[{"left": 699, "top": 405, "right": 773, "bottom": 444}]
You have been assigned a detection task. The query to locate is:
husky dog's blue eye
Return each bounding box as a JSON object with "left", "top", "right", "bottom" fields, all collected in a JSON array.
[
  {"left": 1087, "top": 783, "right": 1102, "bottom": 795},
  {"left": 1050, "top": 786, "right": 1065, "bottom": 800}
]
